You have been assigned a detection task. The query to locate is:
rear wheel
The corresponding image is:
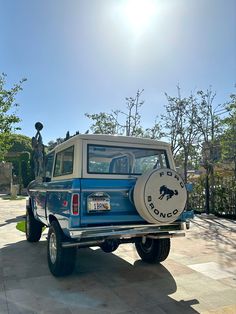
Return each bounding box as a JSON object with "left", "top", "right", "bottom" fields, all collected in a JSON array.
[
  {"left": 25, "top": 207, "right": 43, "bottom": 242},
  {"left": 47, "top": 221, "right": 77, "bottom": 277},
  {"left": 100, "top": 240, "right": 119, "bottom": 253},
  {"left": 135, "top": 238, "right": 170, "bottom": 263}
]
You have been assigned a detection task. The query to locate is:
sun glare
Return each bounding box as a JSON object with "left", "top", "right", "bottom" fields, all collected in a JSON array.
[{"left": 122, "top": 0, "right": 157, "bottom": 35}]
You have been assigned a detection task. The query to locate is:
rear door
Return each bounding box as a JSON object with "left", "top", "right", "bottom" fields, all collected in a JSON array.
[{"left": 79, "top": 140, "right": 170, "bottom": 226}]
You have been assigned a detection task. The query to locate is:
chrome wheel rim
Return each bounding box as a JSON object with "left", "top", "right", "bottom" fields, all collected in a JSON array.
[{"left": 49, "top": 232, "right": 57, "bottom": 264}]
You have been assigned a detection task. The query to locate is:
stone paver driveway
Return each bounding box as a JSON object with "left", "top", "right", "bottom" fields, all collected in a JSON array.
[{"left": 0, "top": 197, "right": 235, "bottom": 314}]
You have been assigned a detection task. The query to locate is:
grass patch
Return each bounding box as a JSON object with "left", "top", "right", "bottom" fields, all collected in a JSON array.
[
  {"left": 16, "top": 220, "right": 47, "bottom": 233},
  {"left": 1, "top": 195, "right": 26, "bottom": 201},
  {"left": 16, "top": 221, "right": 26, "bottom": 233}
]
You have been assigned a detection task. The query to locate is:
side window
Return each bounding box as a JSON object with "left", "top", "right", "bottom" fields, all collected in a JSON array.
[
  {"left": 54, "top": 146, "right": 74, "bottom": 177},
  {"left": 45, "top": 152, "right": 55, "bottom": 180}
]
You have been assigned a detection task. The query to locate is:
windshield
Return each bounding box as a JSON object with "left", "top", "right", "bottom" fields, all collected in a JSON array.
[{"left": 87, "top": 144, "right": 169, "bottom": 175}]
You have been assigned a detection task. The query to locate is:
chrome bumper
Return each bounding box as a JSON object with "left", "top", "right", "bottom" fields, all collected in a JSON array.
[{"left": 67, "top": 221, "right": 187, "bottom": 241}]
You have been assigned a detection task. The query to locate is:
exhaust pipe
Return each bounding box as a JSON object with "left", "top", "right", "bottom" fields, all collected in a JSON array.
[{"left": 62, "top": 239, "right": 105, "bottom": 248}]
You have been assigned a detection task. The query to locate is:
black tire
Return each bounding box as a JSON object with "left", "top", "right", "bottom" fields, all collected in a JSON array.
[
  {"left": 25, "top": 207, "right": 43, "bottom": 242},
  {"left": 47, "top": 221, "right": 77, "bottom": 277},
  {"left": 100, "top": 240, "right": 119, "bottom": 253},
  {"left": 135, "top": 238, "right": 170, "bottom": 263}
]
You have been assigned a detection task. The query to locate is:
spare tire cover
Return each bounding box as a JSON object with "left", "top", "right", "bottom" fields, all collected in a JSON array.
[{"left": 134, "top": 168, "right": 187, "bottom": 224}]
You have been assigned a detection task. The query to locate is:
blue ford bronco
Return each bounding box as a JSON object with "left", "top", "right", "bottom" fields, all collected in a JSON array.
[{"left": 26, "top": 132, "right": 193, "bottom": 277}]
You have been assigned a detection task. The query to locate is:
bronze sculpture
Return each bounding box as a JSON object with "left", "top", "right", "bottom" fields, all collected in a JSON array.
[{"left": 32, "top": 122, "right": 44, "bottom": 178}]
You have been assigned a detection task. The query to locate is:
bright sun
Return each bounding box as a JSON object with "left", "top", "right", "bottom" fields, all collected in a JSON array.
[{"left": 122, "top": 0, "right": 157, "bottom": 35}]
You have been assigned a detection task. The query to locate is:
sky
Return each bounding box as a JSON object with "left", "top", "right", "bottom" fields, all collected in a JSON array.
[{"left": 1, "top": 0, "right": 236, "bottom": 144}]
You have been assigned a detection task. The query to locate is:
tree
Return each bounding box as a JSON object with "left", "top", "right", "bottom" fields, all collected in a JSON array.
[
  {"left": 85, "top": 112, "right": 118, "bottom": 135},
  {"left": 85, "top": 90, "right": 149, "bottom": 137},
  {"left": 144, "top": 118, "right": 164, "bottom": 140},
  {"left": 47, "top": 138, "right": 65, "bottom": 151},
  {"left": 8, "top": 134, "right": 32, "bottom": 153},
  {"left": 192, "top": 88, "right": 222, "bottom": 213},
  {"left": 161, "top": 86, "right": 200, "bottom": 183},
  {"left": 160, "top": 86, "right": 224, "bottom": 213},
  {"left": 65, "top": 131, "right": 70, "bottom": 140},
  {"left": 6, "top": 134, "right": 33, "bottom": 189},
  {"left": 221, "top": 92, "right": 236, "bottom": 179},
  {"left": 0, "top": 73, "right": 26, "bottom": 160},
  {"left": 122, "top": 89, "right": 144, "bottom": 137},
  {"left": 47, "top": 130, "right": 73, "bottom": 151}
]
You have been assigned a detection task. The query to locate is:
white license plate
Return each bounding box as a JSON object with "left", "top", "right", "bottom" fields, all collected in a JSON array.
[{"left": 88, "top": 199, "right": 110, "bottom": 211}]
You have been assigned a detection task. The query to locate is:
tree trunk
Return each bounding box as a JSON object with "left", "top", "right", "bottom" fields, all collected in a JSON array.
[
  {"left": 183, "top": 157, "right": 188, "bottom": 184},
  {"left": 209, "top": 165, "right": 215, "bottom": 214},
  {"left": 205, "top": 171, "right": 210, "bottom": 214},
  {"left": 183, "top": 154, "right": 189, "bottom": 210}
]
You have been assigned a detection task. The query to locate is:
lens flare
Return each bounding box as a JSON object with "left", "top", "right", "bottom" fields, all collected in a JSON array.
[{"left": 123, "top": 0, "right": 157, "bottom": 35}]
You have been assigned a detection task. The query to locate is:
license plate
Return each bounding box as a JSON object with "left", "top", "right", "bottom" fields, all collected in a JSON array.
[{"left": 88, "top": 198, "right": 111, "bottom": 212}]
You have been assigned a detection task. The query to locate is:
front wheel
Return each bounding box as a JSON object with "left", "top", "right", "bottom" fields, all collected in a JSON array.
[
  {"left": 47, "top": 221, "right": 77, "bottom": 277},
  {"left": 135, "top": 238, "right": 170, "bottom": 263},
  {"left": 25, "top": 207, "right": 43, "bottom": 242}
]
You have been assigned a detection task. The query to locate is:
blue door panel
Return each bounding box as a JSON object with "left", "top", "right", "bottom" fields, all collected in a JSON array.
[{"left": 46, "top": 180, "right": 74, "bottom": 228}]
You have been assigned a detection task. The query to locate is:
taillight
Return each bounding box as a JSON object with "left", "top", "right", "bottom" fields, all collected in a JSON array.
[{"left": 72, "top": 194, "right": 79, "bottom": 215}]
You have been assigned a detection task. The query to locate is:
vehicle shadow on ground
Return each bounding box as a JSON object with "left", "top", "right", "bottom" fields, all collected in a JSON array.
[
  {"left": 0, "top": 215, "right": 25, "bottom": 228},
  {"left": 0, "top": 240, "right": 200, "bottom": 313}
]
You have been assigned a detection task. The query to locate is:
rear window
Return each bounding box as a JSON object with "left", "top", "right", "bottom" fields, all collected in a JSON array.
[
  {"left": 87, "top": 144, "right": 169, "bottom": 175},
  {"left": 54, "top": 146, "right": 74, "bottom": 177}
]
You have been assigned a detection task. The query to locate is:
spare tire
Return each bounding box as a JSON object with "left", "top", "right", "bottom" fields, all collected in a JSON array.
[{"left": 134, "top": 168, "right": 187, "bottom": 224}]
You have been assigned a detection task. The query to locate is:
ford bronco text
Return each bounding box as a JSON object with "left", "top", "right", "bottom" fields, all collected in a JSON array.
[{"left": 26, "top": 134, "right": 193, "bottom": 277}]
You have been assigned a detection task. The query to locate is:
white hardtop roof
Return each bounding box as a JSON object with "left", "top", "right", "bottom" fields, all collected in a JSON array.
[{"left": 51, "top": 134, "right": 170, "bottom": 151}]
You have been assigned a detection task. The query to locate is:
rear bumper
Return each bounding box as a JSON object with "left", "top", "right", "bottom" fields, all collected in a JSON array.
[
  {"left": 68, "top": 210, "right": 194, "bottom": 240},
  {"left": 61, "top": 210, "right": 194, "bottom": 248},
  {"left": 65, "top": 221, "right": 187, "bottom": 244}
]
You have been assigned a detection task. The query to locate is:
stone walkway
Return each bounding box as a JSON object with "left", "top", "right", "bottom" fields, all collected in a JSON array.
[{"left": 0, "top": 197, "right": 235, "bottom": 313}]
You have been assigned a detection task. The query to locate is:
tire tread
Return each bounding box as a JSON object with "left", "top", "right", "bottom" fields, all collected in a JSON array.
[
  {"left": 26, "top": 207, "right": 43, "bottom": 242},
  {"left": 135, "top": 238, "right": 170, "bottom": 263},
  {"left": 47, "top": 221, "right": 76, "bottom": 277}
]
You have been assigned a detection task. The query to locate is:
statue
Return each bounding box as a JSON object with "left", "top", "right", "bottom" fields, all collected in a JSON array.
[{"left": 32, "top": 122, "right": 44, "bottom": 179}]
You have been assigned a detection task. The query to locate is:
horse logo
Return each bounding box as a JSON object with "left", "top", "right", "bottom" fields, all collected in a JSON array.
[{"left": 159, "top": 185, "right": 178, "bottom": 201}]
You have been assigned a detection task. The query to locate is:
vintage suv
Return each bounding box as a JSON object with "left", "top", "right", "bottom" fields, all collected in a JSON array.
[{"left": 26, "top": 134, "right": 193, "bottom": 277}]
